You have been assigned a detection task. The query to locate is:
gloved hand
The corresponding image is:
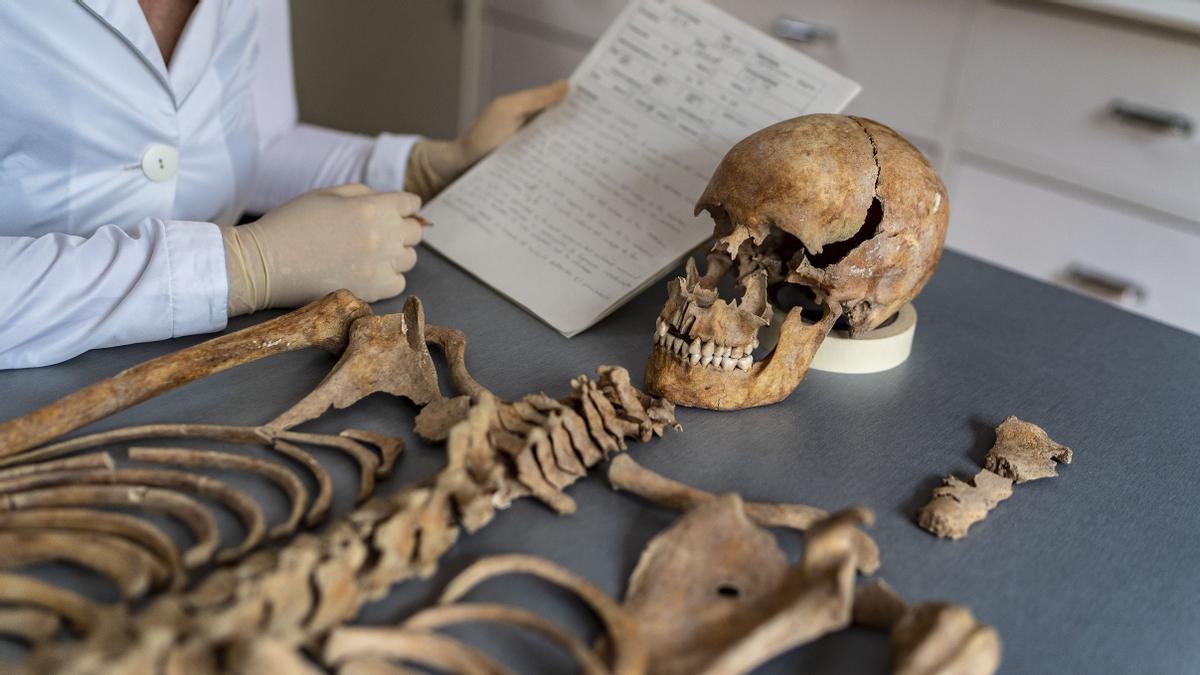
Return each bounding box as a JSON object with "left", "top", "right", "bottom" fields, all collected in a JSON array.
[
  {"left": 405, "top": 80, "right": 569, "bottom": 201},
  {"left": 221, "top": 184, "right": 423, "bottom": 316}
]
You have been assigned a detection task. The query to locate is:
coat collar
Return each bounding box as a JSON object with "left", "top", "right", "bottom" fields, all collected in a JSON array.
[{"left": 76, "top": 0, "right": 221, "bottom": 107}]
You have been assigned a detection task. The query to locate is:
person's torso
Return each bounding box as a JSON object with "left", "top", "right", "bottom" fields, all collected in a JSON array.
[{"left": 0, "top": 0, "right": 259, "bottom": 236}]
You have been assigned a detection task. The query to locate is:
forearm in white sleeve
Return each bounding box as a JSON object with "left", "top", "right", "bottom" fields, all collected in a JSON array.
[
  {"left": 247, "top": 124, "right": 420, "bottom": 213},
  {"left": 0, "top": 220, "right": 228, "bottom": 369}
]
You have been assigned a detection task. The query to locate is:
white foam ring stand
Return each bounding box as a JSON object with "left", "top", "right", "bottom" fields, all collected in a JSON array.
[{"left": 808, "top": 303, "right": 917, "bottom": 374}]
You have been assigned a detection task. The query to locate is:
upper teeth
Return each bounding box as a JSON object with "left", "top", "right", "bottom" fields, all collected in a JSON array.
[{"left": 652, "top": 327, "right": 755, "bottom": 372}]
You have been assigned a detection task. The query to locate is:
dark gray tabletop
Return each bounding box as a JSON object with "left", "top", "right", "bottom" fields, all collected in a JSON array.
[{"left": 1, "top": 248, "right": 1198, "bottom": 673}]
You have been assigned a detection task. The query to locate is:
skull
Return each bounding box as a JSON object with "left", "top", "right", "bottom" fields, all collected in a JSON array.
[{"left": 645, "top": 114, "right": 948, "bottom": 410}]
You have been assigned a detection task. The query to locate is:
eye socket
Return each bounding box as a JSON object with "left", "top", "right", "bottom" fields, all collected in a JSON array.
[{"left": 716, "top": 584, "right": 740, "bottom": 598}]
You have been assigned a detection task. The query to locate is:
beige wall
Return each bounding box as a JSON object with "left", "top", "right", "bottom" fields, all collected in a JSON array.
[{"left": 289, "top": 0, "right": 464, "bottom": 139}]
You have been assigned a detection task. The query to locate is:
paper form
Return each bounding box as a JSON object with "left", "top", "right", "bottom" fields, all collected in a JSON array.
[{"left": 421, "top": 0, "right": 860, "bottom": 336}]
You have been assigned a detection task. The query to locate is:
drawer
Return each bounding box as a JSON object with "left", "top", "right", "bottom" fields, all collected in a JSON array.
[
  {"left": 959, "top": 2, "right": 1200, "bottom": 223},
  {"left": 945, "top": 158, "right": 1200, "bottom": 335},
  {"left": 480, "top": 21, "right": 589, "bottom": 103},
  {"left": 708, "top": 0, "right": 970, "bottom": 147}
]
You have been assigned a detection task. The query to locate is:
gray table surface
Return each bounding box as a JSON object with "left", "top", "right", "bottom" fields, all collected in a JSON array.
[{"left": 1, "top": 248, "right": 1198, "bottom": 673}]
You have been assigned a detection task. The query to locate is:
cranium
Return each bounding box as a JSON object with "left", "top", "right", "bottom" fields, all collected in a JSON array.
[{"left": 646, "top": 114, "right": 949, "bottom": 409}]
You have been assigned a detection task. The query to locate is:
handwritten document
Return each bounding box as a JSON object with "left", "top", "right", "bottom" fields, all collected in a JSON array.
[{"left": 422, "top": 0, "right": 860, "bottom": 336}]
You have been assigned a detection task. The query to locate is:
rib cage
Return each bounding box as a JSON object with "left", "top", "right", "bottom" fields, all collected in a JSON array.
[{"left": 20, "top": 367, "right": 677, "bottom": 673}]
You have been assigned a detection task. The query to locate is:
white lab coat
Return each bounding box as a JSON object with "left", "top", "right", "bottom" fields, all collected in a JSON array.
[{"left": 0, "top": 0, "right": 419, "bottom": 369}]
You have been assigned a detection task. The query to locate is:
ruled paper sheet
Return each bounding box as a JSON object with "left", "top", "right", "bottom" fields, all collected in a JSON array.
[{"left": 421, "top": 0, "right": 859, "bottom": 336}]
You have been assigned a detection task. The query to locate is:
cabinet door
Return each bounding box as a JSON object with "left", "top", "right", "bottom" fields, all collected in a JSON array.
[
  {"left": 479, "top": 21, "right": 589, "bottom": 104},
  {"left": 958, "top": 2, "right": 1200, "bottom": 223},
  {"left": 946, "top": 159, "right": 1200, "bottom": 335},
  {"left": 708, "top": 0, "right": 970, "bottom": 152}
]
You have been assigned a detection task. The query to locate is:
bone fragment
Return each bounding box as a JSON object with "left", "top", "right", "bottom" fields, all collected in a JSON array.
[
  {"left": 0, "top": 290, "right": 371, "bottom": 458},
  {"left": 919, "top": 417, "right": 1072, "bottom": 539},
  {"left": 917, "top": 469, "right": 1013, "bottom": 540},
  {"left": 984, "top": 417, "right": 1072, "bottom": 483},
  {"left": 608, "top": 454, "right": 878, "bottom": 574},
  {"left": 268, "top": 298, "right": 441, "bottom": 430}
]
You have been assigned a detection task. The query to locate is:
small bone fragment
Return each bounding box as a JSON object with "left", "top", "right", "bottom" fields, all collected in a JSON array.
[
  {"left": 339, "top": 429, "right": 405, "bottom": 478},
  {"left": 0, "top": 290, "right": 371, "bottom": 458},
  {"left": 128, "top": 446, "right": 308, "bottom": 539},
  {"left": 403, "top": 603, "right": 609, "bottom": 675},
  {"left": 984, "top": 417, "right": 1072, "bottom": 483},
  {"left": 268, "top": 298, "right": 441, "bottom": 430},
  {"left": 0, "top": 607, "right": 61, "bottom": 646},
  {"left": 439, "top": 554, "right": 646, "bottom": 675},
  {"left": 0, "top": 573, "right": 100, "bottom": 634},
  {"left": 324, "top": 628, "right": 513, "bottom": 675},
  {"left": 917, "top": 469, "right": 1013, "bottom": 540},
  {"left": 424, "top": 324, "right": 489, "bottom": 400},
  {"left": 608, "top": 454, "right": 879, "bottom": 574}
]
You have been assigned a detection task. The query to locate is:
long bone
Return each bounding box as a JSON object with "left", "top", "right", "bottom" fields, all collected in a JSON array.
[
  {"left": 607, "top": 454, "right": 879, "bottom": 574},
  {"left": 0, "top": 289, "right": 372, "bottom": 458}
]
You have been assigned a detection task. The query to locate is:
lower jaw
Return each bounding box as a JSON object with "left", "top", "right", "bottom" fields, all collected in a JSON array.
[{"left": 643, "top": 305, "right": 839, "bottom": 411}]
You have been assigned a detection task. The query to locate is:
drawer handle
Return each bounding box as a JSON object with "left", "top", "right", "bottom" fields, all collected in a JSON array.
[
  {"left": 1107, "top": 99, "right": 1193, "bottom": 137},
  {"left": 773, "top": 17, "right": 836, "bottom": 44},
  {"left": 1061, "top": 263, "right": 1146, "bottom": 306}
]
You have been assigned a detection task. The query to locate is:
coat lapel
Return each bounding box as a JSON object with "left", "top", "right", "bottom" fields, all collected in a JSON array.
[{"left": 76, "top": 0, "right": 171, "bottom": 92}]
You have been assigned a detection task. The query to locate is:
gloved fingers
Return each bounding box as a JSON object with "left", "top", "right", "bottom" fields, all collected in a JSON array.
[
  {"left": 391, "top": 246, "right": 418, "bottom": 274},
  {"left": 495, "top": 80, "right": 569, "bottom": 120},
  {"left": 363, "top": 191, "right": 423, "bottom": 219},
  {"left": 325, "top": 183, "right": 375, "bottom": 197}
]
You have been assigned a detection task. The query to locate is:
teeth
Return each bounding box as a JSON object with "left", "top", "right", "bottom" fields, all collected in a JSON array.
[
  {"left": 722, "top": 345, "right": 732, "bottom": 358},
  {"left": 752, "top": 338, "right": 760, "bottom": 350},
  {"left": 737, "top": 355, "right": 752, "bottom": 370},
  {"left": 680, "top": 314, "right": 695, "bottom": 333},
  {"left": 701, "top": 341, "right": 714, "bottom": 358},
  {"left": 689, "top": 352, "right": 701, "bottom": 365},
  {"left": 702, "top": 354, "right": 713, "bottom": 366},
  {"left": 657, "top": 320, "right": 668, "bottom": 337},
  {"left": 688, "top": 338, "right": 700, "bottom": 356},
  {"left": 675, "top": 337, "right": 686, "bottom": 354},
  {"left": 731, "top": 346, "right": 743, "bottom": 359},
  {"left": 721, "top": 356, "right": 736, "bottom": 371}
]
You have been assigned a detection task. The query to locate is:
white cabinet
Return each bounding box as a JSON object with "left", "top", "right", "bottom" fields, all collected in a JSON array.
[
  {"left": 707, "top": 0, "right": 971, "bottom": 154},
  {"left": 947, "top": 158, "right": 1200, "bottom": 334},
  {"left": 958, "top": 2, "right": 1200, "bottom": 223}
]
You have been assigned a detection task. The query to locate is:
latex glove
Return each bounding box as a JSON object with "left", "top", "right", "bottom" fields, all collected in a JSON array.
[
  {"left": 405, "top": 80, "right": 569, "bottom": 200},
  {"left": 221, "top": 184, "right": 422, "bottom": 316}
]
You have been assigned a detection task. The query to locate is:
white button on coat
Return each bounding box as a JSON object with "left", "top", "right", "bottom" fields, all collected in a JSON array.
[
  {"left": 141, "top": 143, "right": 180, "bottom": 182},
  {"left": 0, "top": 0, "right": 419, "bottom": 369}
]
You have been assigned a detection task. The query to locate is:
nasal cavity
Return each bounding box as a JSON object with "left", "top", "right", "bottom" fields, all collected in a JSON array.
[{"left": 806, "top": 197, "right": 883, "bottom": 269}]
